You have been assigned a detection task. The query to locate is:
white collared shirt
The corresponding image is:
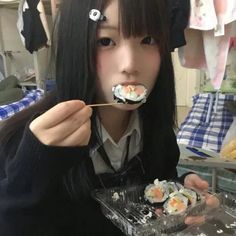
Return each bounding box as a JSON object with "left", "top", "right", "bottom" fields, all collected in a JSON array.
[{"left": 90, "top": 111, "right": 142, "bottom": 174}]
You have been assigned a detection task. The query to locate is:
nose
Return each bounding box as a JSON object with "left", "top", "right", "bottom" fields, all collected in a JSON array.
[{"left": 119, "top": 42, "right": 139, "bottom": 77}]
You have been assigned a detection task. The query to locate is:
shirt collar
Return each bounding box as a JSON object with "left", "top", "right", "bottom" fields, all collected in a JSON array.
[
  {"left": 90, "top": 111, "right": 142, "bottom": 154},
  {"left": 101, "top": 110, "right": 141, "bottom": 145}
]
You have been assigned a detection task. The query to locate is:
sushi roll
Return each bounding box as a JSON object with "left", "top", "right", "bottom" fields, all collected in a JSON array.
[
  {"left": 144, "top": 180, "right": 169, "bottom": 204},
  {"left": 153, "top": 179, "right": 166, "bottom": 186},
  {"left": 175, "top": 182, "right": 185, "bottom": 191},
  {"left": 112, "top": 84, "right": 147, "bottom": 104},
  {"left": 179, "top": 188, "right": 198, "bottom": 207},
  {"left": 163, "top": 192, "right": 188, "bottom": 215},
  {"left": 166, "top": 182, "right": 179, "bottom": 194}
]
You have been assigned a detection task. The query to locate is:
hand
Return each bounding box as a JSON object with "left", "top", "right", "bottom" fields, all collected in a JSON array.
[
  {"left": 184, "top": 173, "right": 209, "bottom": 192},
  {"left": 184, "top": 192, "right": 220, "bottom": 225},
  {"left": 29, "top": 100, "right": 92, "bottom": 147},
  {"left": 184, "top": 174, "right": 220, "bottom": 225}
]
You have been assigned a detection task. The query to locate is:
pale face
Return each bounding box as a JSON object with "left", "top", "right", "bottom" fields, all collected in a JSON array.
[{"left": 95, "top": 0, "right": 161, "bottom": 110}]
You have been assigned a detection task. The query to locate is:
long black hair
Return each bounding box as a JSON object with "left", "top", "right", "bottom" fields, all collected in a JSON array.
[
  {"left": 0, "top": 0, "right": 177, "bottom": 196},
  {"left": 55, "top": 0, "right": 178, "bottom": 197},
  {"left": 54, "top": 0, "right": 176, "bottom": 123}
]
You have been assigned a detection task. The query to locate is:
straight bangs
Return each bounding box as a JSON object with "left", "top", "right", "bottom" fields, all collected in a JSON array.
[
  {"left": 55, "top": 0, "right": 170, "bottom": 103},
  {"left": 118, "top": 0, "right": 170, "bottom": 55}
]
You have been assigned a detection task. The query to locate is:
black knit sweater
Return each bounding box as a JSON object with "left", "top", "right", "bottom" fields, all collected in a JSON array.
[{"left": 0, "top": 122, "right": 185, "bottom": 236}]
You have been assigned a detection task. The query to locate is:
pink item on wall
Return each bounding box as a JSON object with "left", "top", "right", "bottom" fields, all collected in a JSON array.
[
  {"left": 179, "top": 0, "right": 236, "bottom": 90},
  {"left": 230, "top": 37, "right": 236, "bottom": 48}
]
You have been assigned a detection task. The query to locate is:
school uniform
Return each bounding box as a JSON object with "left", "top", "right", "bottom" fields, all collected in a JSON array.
[{"left": 0, "top": 111, "right": 187, "bottom": 235}]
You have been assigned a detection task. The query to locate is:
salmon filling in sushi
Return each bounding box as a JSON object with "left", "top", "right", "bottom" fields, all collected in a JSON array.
[
  {"left": 163, "top": 192, "right": 188, "bottom": 215},
  {"left": 112, "top": 84, "right": 147, "bottom": 104},
  {"left": 144, "top": 181, "right": 169, "bottom": 204}
]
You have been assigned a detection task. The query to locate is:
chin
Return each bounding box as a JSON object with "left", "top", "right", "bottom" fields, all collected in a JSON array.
[{"left": 114, "top": 103, "right": 142, "bottom": 111}]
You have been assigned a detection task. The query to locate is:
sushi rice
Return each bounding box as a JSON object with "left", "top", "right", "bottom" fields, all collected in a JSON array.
[
  {"left": 179, "top": 188, "right": 198, "bottom": 207},
  {"left": 163, "top": 192, "right": 188, "bottom": 215}
]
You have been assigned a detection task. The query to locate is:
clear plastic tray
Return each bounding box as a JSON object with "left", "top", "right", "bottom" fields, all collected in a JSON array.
[
  {"left": 92, "top": 185, "right": 211, "bottom": 236},
  {"left": 172, "top": 192, "right": 236, "bottom": 236}
]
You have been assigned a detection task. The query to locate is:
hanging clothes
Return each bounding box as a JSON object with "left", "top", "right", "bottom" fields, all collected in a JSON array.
[
  {"left": 177, "top": 92, "right": 236, "bottom": 153},
  {"left": 167, "top": 0, "right": 191, "bottom": 51},
  {"left": 178, "top": 0, "right": 236, "bottom": 90},
  {"left": 17, "top": 0, "right": 51, "bottom": 54}
]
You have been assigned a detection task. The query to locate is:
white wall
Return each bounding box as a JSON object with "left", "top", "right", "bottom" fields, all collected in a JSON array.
[{"left": 172, "top": 50, "right": 201, "bottom": 107}]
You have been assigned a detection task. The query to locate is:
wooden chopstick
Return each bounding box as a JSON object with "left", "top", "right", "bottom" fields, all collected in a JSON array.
[{"left": 88, "top": 102, "right": 122, "bottom": 107}]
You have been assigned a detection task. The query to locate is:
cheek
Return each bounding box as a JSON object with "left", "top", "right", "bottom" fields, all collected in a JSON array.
[
  {"left": 150, "top": 52, "right": 161, "bottom": 72},
  {"left": 96, "top": 52, "right": 112, "bottom": 77},
  {"left": 96, "top": 52, "right": 115, "bottom": 101},
  {"left": 146, "top": 54, "right": 161, "bottom": 86},
  {"left": 96, "top": 53, "right": 112, "bottom": 82}
]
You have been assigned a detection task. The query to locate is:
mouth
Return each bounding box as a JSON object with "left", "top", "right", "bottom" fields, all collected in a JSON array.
[{"left": 112, "top": 83, "right": 147, "bottom": 104}]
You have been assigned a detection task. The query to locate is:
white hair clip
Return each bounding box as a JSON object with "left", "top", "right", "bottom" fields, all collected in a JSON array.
[{"left": 89, "top": 9, "right": 106, "bottom": 22}]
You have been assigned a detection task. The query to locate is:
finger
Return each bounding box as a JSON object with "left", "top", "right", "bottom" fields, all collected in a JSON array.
[
  {"left": 155, "top": 208, "right": 163, "bottom": 217},
  {"left": 194, "top": 179, "right": 209, "bottom": 192},
  {"left": 185, "top": 215, "right": 206, "bottom": 225},
  {"left": 57, "top": 120, "right": 91, "bottom": 147},
  {"left": 45, "top": 106, "right": 92, "bottom": 144},
  {"left": 185, "top": 174, "right": 209, "bottom": 192},
  {"left": 205, "top": 193, "right": 220, "bottom": 208},
  {"left": 33, "top": 100, "right": 86, "bottom": 128}
]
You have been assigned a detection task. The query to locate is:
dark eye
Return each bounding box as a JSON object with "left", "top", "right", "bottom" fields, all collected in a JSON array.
[
  {"left": 141, "top": 36, "right": 156, "bottom": 45},
  {"left": 97, "top": 38, "right": 115, "bottom": 47}
]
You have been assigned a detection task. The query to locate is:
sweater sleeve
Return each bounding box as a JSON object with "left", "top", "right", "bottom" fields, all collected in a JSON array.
[
  {"left": 164, "top": 127, "right": 194, "bottom": 184},
  {"left": 0, "top": 125, "right": 88, "bottom": 235},
  {"left": 145, "top": 126, "right": 193, "bottom": 185}
]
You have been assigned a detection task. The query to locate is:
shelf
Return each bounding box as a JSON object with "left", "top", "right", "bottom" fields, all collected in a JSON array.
[
  {"left": 179, "top": 155, "right": 236, "bottom": 192},
  {"left": 179, "top": 156, "right": 236, "bottom": 169},
  {"left": 19, "top": 81, "right": 36, "bottom": 87}
]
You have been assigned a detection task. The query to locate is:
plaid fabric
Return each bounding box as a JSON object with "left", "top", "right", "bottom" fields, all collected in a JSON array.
[
  {"left": 177, "top": 93, "right": 236, "bottom": 153},
  {"left": 0, "top": 89, "right": 44, "bottom": 120}
]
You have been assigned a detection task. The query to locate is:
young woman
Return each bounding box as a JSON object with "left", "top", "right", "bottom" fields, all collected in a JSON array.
[{"left": 0, "top": 0, "right": 210, "bottom": 235}]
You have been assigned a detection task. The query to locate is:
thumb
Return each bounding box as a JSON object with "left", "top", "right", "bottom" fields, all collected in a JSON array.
[
  {"left": 195, "top": 178, "right": 209, "bottom": 191},
  {"left": 185, "top": 174, "right": 209, "bottom": 192}
]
